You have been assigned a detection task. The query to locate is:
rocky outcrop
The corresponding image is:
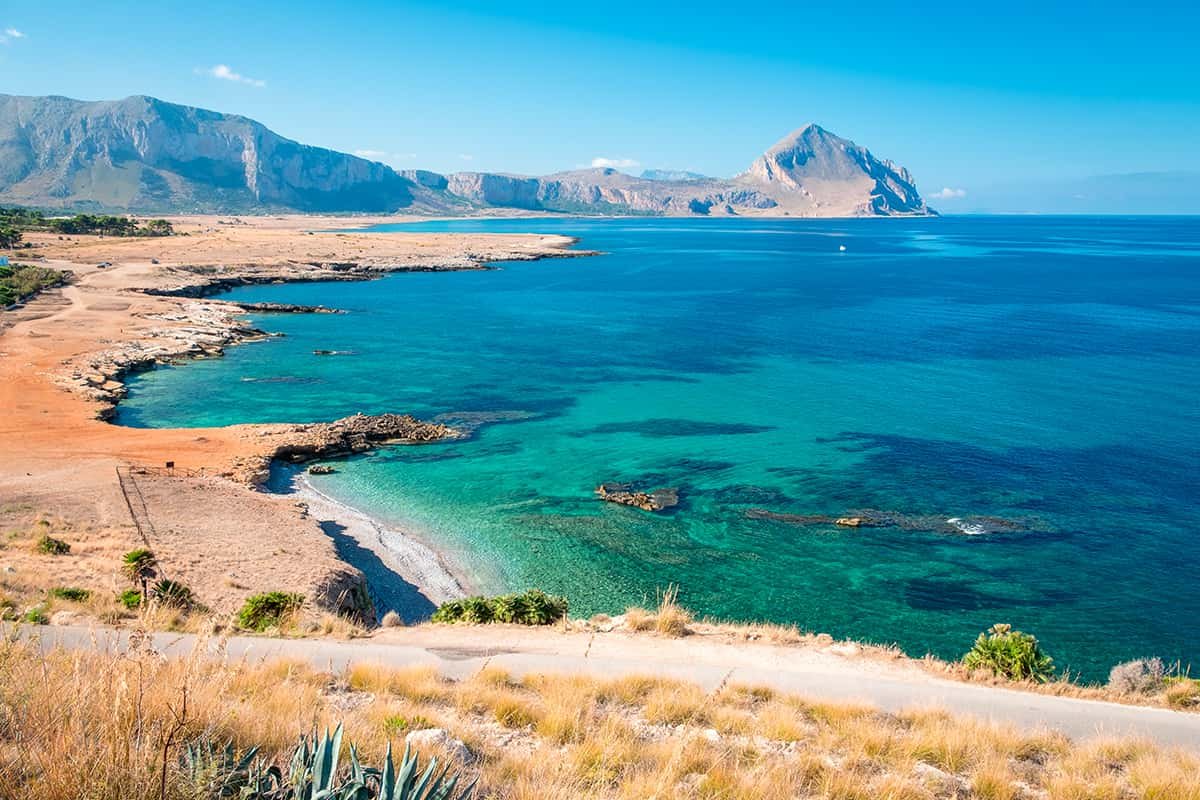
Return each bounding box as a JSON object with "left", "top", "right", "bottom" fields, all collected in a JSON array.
[
  {"left": 231, "top": 301, "right": 345, "bottom": 314},
  {"left": 745, "top": 508, "right": 1033, "bottom": 535},
  {"left": 596, "top": 483, "right": 680, "bottom": 512},
  {"left": 230, "top": 413, "right": 458, "bottom": 486},
  {"left": 57, "top": 300, "right": 276, "bottom": 419}
]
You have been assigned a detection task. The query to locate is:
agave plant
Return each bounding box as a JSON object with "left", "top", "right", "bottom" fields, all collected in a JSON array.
[
  {"left": 182, "top": 725, "right": 476, "bottom": 800},
  {"left": 151, "top": 578, "right": 195, "bottom": 609},
  {"left": 182, "top": 739, "right": 278, "bottom": 799},
  {"left": 378, "top": 740, "right": 475, "bottom": 800}
]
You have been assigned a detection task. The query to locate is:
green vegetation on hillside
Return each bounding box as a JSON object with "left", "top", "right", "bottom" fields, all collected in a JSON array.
[
  {"left": 963, "top": 623, "right": 1056, "bottom": 682},
  {"left": 0, "top": 206, "right": 174, "bottom": 237},
  {"left": 0, "top": 263, "right": 66, "bottom": 306},
  {"left": 237, "top": 591, "right": 305, "bottom": 631},
  {"left": 432, "top": 589, "right": 568, "bottom": 626}
]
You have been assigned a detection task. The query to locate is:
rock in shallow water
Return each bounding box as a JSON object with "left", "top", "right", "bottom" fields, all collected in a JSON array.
[{"left": 595, "top": 482, "right": 680, "bottom": 512}]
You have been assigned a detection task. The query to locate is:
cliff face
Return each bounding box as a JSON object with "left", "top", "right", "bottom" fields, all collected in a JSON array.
[
  {"left": 0, "top": 94, "right": 427, "bottom": 212},
  {"left": 0, "top": 93, "right": 932, "bottom": 216}
]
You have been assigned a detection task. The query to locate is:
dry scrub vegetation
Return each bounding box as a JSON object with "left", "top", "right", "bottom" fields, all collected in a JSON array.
[{"left": 2, "top": 632, "right": 1199, "bottom": 800}]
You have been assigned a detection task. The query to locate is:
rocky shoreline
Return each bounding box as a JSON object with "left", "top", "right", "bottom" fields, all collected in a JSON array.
[{"left": 229, "top": 413, "right": 459, "bottom": 487}]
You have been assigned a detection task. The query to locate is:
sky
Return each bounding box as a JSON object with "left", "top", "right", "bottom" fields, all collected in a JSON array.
[{"left": 2, "top": 0, "right": 1198, "bottom": 210}]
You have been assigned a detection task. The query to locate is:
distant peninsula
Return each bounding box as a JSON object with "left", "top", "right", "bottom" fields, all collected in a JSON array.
[{"left": 0, "top": 93, "right": 932, "bottom": 217}]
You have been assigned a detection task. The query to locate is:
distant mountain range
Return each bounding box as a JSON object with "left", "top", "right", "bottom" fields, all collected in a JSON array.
[{"left": 0, "top": 93, "right": 932, "bottom": 217}]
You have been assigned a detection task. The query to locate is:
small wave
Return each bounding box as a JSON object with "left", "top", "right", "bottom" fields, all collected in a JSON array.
[{"left": 946, "top": 517, "right": 988, "bottom": 536}]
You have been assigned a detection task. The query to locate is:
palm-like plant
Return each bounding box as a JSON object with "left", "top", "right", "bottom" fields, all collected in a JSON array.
[
  {"left": 121, "top": 548, "right": 157, "bottom": 606},
  {"left": 963, "top": 623, "right": 1055, "bottom": 682}
]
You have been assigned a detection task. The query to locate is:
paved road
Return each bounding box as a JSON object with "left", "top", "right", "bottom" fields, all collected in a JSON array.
[{"left": 18, "top": 624, "right": 1200, "bottom": 750}]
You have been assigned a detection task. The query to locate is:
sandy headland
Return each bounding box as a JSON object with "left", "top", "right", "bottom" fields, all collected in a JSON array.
[{"left": 0, "top": 215, "right": 591, "bottom": 624}]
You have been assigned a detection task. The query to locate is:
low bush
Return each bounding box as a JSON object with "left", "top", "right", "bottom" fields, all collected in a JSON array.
[
  {"left": 432, "top": 589, "right": 567, "bottom": 626},
  {"left": 1165, "top": 677, "right": 1200, "bottom": 708},
  {"left": 35, "top": 534, "right": 70, "bottom": 555},
  {"left": 23, "top": 606, "right": 48, "bottom": 624},
  {"left": 962, "top": 623, "right": 1055, "bottom": 682},
  {"left": 119, "top": 589, "right": 143, "bottom": 610},
  {"left": 151, "top": 579, "right": 194, "bottom": 609},
  {"left": 1107, "top": 657, "right": 1165, "bottom": 694},
  {"left": 237, "top": 591, "right": 304, "bottom": 631},
  {"left": 48, "top": 587, "right": 91, "bottom": 602}
]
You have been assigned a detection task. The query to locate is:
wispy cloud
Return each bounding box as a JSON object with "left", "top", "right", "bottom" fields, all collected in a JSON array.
[
  {"left": 354, "top": 149, "right": 417, "bottom": 164},
  {"left": 0, "top": 27, "right": 26, "bottom": 44},
  {"left": 458, "top": 154, "right": 474, "bottom": 161},
  {"left": 931, "top": 187, "right": 967, "bottom": 200},
  {"left": 197, "top": 64, "right": 266, "bottom": 88},
  {"left": 591, "top": 157, "right": 639, "bottom": 169}
]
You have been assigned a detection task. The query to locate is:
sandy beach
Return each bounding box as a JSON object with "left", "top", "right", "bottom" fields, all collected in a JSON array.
[
  {"left": 0, "top": 215, "right": 586, "bottom": 623},
  {"left": 283, "top": 470, "right": 469, "bottom": 621}
]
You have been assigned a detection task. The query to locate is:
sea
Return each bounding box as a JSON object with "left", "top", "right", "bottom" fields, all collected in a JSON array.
[{"left": 116, "top": 215, "right": 1200, "bottom": 680}]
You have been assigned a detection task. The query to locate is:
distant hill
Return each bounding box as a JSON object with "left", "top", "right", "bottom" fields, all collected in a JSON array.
[
  {"left": 0, "top": 93, "right": 932, "bottom": 217},
  {"left": 641, "top": 169, "right": 710, "bottom": 182}
]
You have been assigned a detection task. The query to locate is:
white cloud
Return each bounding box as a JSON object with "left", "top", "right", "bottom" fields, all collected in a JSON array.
[
  {"left": 458, "top": 154, "right": 474, "bottom": 161},
  {"left": 0, "top": 27, "right": 25, "bottom": 44},
  {"left": 198, "top": 64, "right": 266, "bottom": 88},
  {"left": 354, "top": 149, "right": 418, "bottom": 164},
  {"left": 931, "top": 187, "right": 967, "bottom": 200},
  {"left": 591, "top": 157, "right": 639, "bottom": 169}
]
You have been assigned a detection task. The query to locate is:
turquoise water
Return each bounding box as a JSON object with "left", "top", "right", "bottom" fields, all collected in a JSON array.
[{"left": 117, "top": 216, "right": 1200, "bottom": 679}]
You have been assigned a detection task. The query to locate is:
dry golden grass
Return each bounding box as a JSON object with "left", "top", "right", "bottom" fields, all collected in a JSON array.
[{"left": 2, "top": 634, "right": 1199, "bottom": 800}]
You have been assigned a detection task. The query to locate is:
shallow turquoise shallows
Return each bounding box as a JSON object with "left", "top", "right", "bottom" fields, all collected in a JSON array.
[{"left": 117, "top": 216, "right": 1200, "bottom": 680}]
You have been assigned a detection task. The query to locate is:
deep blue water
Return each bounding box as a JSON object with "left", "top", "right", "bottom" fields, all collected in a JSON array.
[{"left": 117, "top": 216, "right": 1200, "bottom": 679}]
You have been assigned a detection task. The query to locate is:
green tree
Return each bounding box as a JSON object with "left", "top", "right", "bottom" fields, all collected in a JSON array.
[
  {"left": 121, "top": 548, "right": 158, "bottom": 605},
  {"left": 0, "top": 225, "right": 21, "bottom": 248}
]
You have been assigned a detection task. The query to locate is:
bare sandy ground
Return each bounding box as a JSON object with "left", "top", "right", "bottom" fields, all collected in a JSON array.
[{"left": 0, "top": 216, "right": 582, "bottom": 622}]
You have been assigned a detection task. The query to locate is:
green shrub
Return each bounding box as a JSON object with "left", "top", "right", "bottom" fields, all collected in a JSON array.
[
  {"left": 23, "top": 606, "right": 49, "bottom": 624},
  {"left": 963, "top": 623, "right": 1055, "bottom": 682},
  {"left": 151, "top": 578, "right": 194, "bottom": 609},
  {"left": 36, "top": 534, "right": 70, "bottom": 555},
  {"left": 431, "top": 599, "right": 467, "bottom": 624},
  {"left": 383, "top": 714, "right": 436, "bottom": 735},
  {"left": 119, "top": 589, "right": 143, "bottom": 609},
  {"left": 237, "top": 591, "right": 304, "bottom": 631},
  {"left": 432, "top": 589, "right": 568, "bottom": 626},
  {"left": 48, "top": 586, "right": 91, "bottom": 602}
]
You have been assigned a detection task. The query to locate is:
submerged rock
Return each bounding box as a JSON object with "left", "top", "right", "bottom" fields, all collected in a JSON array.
[
  {"left": 307, "top": 464, "right": 336, "bottom": 475},
  {"left": 596, "top": 482, "right": 680, "bottom": 512},
  {"left": 747, "top": 507, "right": 1034, "bottom": 535}
]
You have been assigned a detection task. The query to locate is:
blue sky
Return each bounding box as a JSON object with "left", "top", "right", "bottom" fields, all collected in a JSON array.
[{"left": 2, "top": 0, "right": 1198, "bottom": 209}]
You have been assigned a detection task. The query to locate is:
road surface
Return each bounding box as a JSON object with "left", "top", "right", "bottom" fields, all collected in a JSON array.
[{"left": 16, "top": 623, "right": 1200, "bottom": 749}]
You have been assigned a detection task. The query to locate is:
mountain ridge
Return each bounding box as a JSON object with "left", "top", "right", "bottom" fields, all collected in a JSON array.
[{"left": 0, "top": 93, "right": 932, "bottom": 217}]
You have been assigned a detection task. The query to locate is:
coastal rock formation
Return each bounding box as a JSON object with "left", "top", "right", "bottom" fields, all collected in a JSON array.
[
  {"left": 231, "top": 301, "right": 345, "bottom": 314},
  {"left": 230, "top": 413, "right": 457, "bottom": 486},
  {"left": 57, "top": 300, "right": 276, "bottom": 419},
  {"left": 746, "top": 508, "right": 1032, "bottom": 535},
  {"left": 596, "top": 482, "right": 680, "bottom": 512},
  {"left": 1, "top": 93, "right": 932, "bottom": 217}
]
